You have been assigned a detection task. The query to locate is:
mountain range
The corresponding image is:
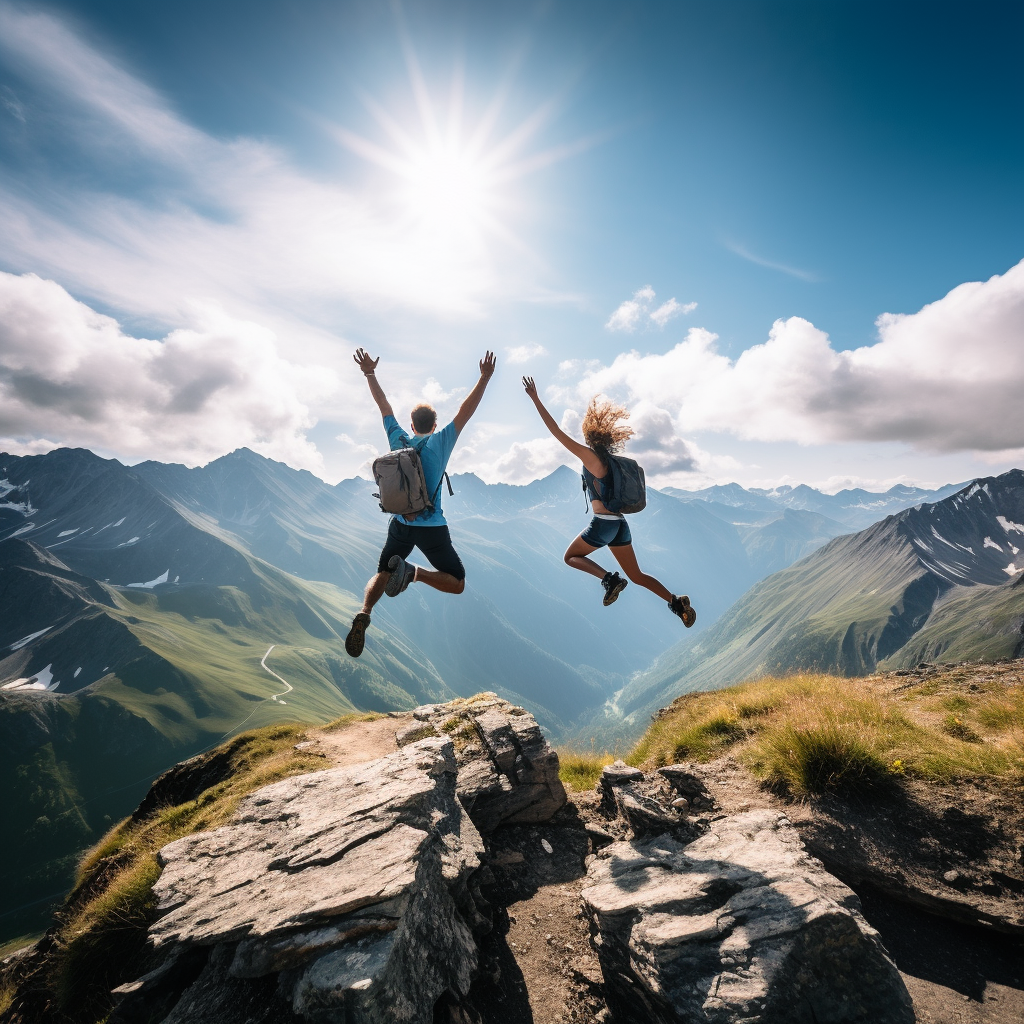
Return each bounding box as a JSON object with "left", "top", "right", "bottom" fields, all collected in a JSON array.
[
  {"left": 0, "top": 446, "right": 1010, "bottom": 940},
  {"left": 664, "top": 479, "right": 964, "bottom": 529}
]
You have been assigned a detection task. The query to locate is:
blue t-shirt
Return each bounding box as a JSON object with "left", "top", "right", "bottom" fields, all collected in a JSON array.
[{"left": 383, "top": 415, "right": 458, "bottom": 527}]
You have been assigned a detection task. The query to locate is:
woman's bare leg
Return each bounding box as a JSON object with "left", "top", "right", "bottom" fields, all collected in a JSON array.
[
  {"left": 610, "top": 544, "right": 674, "bottom": 602},
  {"left": 564, "top": 535, "right": 608, "bottom": 580}
]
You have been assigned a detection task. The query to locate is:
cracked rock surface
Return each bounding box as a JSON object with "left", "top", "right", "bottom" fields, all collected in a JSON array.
[
  {"left": 404, "top": 693, "right": 567, "bottom": 833},
  {"left": 581, "top": 809, "right": 915, "bottom": 1024},
  {"left": 111, "top": 736, "right": 487, "bottom": 1024}
]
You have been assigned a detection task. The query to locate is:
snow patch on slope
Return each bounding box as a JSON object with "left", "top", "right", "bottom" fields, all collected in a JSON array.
[
  {"left": 9, "top": 626, "right": 52, "bottom": 650},
  {"left": 127, "top": 569, "right": 169, "bottom": 589},
  {"left": 997, "top": 515, "right": 1024, "bottom": 535},
  {"left": 1, "top": 664, "right": 57, "bottom": 691}
]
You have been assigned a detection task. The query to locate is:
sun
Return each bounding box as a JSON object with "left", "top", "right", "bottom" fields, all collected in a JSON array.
[
  {"left": 327, "top": 40, "right": 597, "bottom": 255},
  {"left": 403, "top": 145, "right": 490, "bottom": 231}
]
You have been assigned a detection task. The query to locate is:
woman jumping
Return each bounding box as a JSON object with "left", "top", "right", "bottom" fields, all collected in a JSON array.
[{"left": 522, "top": 377, "right": 696, "bottom": 627}]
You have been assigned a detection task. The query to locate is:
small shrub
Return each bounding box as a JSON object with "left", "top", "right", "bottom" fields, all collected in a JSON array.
[
  {"left": 54, "top": 856, "right": 161, "bottom": 1017},
  {"left": 942, "top": 714, "right": 981, "bottom": 743},
  {"left": 756, "top": 724, "right": 888, "bottom": 796},
  {"left": 441, "top": 715, "right": 479, "bottom": 750}
]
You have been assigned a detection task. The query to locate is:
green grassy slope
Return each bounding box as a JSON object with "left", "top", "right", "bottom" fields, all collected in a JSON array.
[{"left": 883, "top": 574, "right": 1024, "bottom": 668}]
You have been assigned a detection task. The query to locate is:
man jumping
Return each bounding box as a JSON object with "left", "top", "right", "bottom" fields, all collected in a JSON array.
[{"left": 345, "top": 347, "right": 496, "bottom": 657}]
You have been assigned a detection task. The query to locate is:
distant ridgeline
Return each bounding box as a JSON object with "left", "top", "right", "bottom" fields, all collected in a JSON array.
[{"left": 1, "top": 445, "right": 1019, "bottom": 940}]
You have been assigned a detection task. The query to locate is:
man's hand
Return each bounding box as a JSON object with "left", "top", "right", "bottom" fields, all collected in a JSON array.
[
  {"left": 353, "top": 348, "right": 380, "bottom": 375},
  {"left": 454, "top": 352, "right": 497, "bottom": 435},
  {"left": 522, "top": 375, "right": 539, "bottom": 401}
]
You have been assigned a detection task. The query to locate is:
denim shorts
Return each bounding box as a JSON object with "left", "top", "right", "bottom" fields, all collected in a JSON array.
[{"left": 580, "top": 515, "right": 632, "bottom": 548}]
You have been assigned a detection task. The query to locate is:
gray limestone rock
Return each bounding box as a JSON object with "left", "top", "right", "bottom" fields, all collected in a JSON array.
[
  {"left": 395, "top": 720, "right": 439, "bottom": 746},
  {"left": 598, "top": 763, "right": 685, "bottom": 835},
  {"left": 411, "top": 693, "right": 566, "bottom": 833},
  {"left": 600, "top": 760, "right": 644, "bottom": 785},
  {"left": 113, "top": 737, "right": 487, "bottom": 1024},
  {"left": 581, "top": 809, "right": 914, "bottom": 1024}
]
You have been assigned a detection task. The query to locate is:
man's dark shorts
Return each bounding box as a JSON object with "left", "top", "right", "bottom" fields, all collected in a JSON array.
[{"left": 378, "top": 519, "right": 466, "bottom": 581}]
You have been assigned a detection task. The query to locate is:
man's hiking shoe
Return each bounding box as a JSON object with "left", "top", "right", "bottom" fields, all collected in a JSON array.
[
  {"left": 670, "top": 595, "right": 696, "bottom": 628},
  {"left": 602, "top": 571, "right": 628, "bottom": 606},
  {"left": 385, "top": 555, "right": 416, "bottom": 597},
  {"left": 345, "top": 612, "right": 371, "bottom": 657}
]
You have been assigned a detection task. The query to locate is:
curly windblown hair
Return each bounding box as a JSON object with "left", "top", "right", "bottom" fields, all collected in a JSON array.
[{"left": 581, "top": 396, "right": 634, "bottom": 453}]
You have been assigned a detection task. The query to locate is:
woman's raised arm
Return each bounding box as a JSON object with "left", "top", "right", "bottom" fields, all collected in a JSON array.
[{"left": 522, "top": 377, "right": 606, "bottom": 478}]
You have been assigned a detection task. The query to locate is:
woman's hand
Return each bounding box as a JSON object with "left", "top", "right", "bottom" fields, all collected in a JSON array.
[{"left": 522, "top": 376, "right": 539, "bottom": 401}]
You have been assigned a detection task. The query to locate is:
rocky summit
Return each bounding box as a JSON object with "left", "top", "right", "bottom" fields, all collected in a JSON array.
[{"left": 3, "top": 695, "right": 925, "bottom": 1024}]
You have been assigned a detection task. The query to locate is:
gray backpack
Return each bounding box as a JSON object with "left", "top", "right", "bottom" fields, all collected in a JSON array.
[{"left": 371, "top": 437, "right": 452, "bottom": 519}]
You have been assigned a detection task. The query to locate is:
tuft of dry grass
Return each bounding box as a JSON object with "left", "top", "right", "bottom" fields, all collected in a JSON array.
[
  {"left": 557, "top": 750, "right": 616, "bottom": 792},
  {"left": 630, "top": 671, "right": 1024, "bottom": 796}
]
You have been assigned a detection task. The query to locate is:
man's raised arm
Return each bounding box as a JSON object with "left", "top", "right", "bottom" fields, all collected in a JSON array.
[
  {"left": 353, "top": 348, "right": 394, "bottom": 420},
  {"left": 453, "top": 351, "right": 496, "bottom": 435}
]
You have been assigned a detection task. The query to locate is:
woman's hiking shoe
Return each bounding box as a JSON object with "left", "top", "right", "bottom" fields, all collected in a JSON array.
[
  {"left": 385, "top": 555, "right": 416, "bottom": 597},
  {"left": 670, "top": 595, "right": 696, "bottom": 627},
  {"left": 345, "top": 612, "right": 371, "bottom": 657},
  {"left": 602, "top": 571, "right": 628, "bottom": 606}
]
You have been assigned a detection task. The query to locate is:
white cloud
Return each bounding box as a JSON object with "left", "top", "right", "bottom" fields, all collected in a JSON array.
[
  {"left": 650, "top": 298, "right": 697, "bottom": 327},
  {"left": 606, "top": 298, "right": 645, "bottom": 333},
  {"left": 0, "top": 272, "right": 333, "bottom": 471},
  {"left": 606, "top": 286, "right": 696, "bottom": 332},
  {"left": 0, "top": 436, "right": 60, "bottom": 457},
  {"left": 486, "top": 438, "right": 574, "bottom": 485},
  {"left": 577, "top": 260, "right": 1024, "bottom": 454},
  {"left": 505, "top": 343, "right": 548, "bottom": 365}
]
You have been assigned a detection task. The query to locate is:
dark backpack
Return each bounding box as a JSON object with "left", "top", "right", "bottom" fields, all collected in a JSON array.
[
  {"left": 372, "top": 437, "right": 453, "bottom": 519},
  {"left": 583, "top": 454, "right": 647, "bottom": 514}
]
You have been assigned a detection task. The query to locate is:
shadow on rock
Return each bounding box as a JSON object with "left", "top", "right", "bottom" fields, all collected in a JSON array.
[{"left": 855, "top": 884, "right": 1024, "bottom": 1002}]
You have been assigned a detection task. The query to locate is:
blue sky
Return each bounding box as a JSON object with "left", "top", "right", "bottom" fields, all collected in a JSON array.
[{"left": 0, "top": 0, "right": 1022, "bottom": 490}]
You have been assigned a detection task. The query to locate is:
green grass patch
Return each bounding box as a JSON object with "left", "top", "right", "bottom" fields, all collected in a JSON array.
[
  {"left": 630, "top": 671, "right": 1024, "bottom": 795},
  {"left": 754, "top": 723, "right": 889, "bottom": 795}
]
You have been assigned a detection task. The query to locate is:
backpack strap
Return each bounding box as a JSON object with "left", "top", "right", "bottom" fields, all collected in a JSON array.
[{"left": 409, "top": 434, "right": 455, "bottom": 509}]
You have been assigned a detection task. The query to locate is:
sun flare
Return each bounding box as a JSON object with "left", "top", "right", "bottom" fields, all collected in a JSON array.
[{"left": 328, "top": 42, "right": 594, "bottom": 257}]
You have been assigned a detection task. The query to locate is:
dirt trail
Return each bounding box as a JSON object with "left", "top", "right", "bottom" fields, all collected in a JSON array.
[{"left": 309, "top": 714, "right": 408, "bottom": 768}]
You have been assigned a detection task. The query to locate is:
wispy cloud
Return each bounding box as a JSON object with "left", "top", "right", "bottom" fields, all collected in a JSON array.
[
  {"left": 606, "top": 286, "right": 696, "bottom": 332},
  {"left": 724, "top": 240, "right": 818, "bottom": 282},
  {"left": 0, "top": 1, "right": 564, "bottom": 333},
  {"left": 505, "top": 343, "right": 547, "bottom": 365}
]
